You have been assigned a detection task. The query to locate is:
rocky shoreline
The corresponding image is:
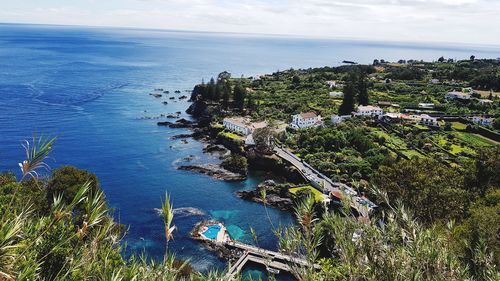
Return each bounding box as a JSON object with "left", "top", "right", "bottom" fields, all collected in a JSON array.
[{"left": 178, "top": 164, "right": 246, "bottom": 181}]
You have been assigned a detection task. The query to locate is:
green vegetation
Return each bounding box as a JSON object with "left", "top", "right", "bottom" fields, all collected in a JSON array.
[
  {"left": 453, "top": 132, "right": 497, "bottom": 147},
  {"left": 289, "top": 185, "right": 324, "bottom": 202},
  {"left": 187, "top": 59, "right": 499, "bottom": 279},
  {"left": 451, "top": 121, "right": 468, "bottom": 131},
  {"left": 0, "top": 137, "right": 215, "bottom": 280},
  {"left": 218, "top": 131, "right": 244, "bottom": 141},
  {"left": 221, "top": 154, "right": 248, "bottom": 175}
]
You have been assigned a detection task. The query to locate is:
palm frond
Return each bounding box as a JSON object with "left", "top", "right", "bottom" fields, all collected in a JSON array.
[
  {"left": 161, "top": 192, "right": 175, "bottom": 243},
  {"left": 18, "top": 135, "right": 56, "bottom": 181}
]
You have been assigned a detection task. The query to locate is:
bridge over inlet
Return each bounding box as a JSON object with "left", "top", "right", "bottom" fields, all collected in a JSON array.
[
  {"left": 273, "top": 146, "right": 376, "bottom": 218},
  {"left": 224, "top": 240, "right": 319, "bottom": 279}
]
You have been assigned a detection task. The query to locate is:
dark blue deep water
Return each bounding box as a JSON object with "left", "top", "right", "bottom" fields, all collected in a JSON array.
[{"left": 1, "top": 23, "right": 499, "bottom": 279}]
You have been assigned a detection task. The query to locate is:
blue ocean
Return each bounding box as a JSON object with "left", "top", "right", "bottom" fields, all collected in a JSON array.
[{"left": 1, "top": 23, "right": 499, "bottom": 279}]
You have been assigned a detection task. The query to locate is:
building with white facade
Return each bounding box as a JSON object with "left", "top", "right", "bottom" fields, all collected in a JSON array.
[
  {"left": 326, "top": 81, "right": 336, "bottom": 88},
  {"left": 329, "top": 91, "right": 344, "bottom": 98},
  {"left": 331, "top": 114, "right": 352, "bottom": 124},
  {"left": 356, "top": 105, "right": 383, "bottom": 117},
  {"left": 445, "top": 91, "right": 471, "bottom": 101},
  {"left": 478, "top": 99, "right": 493, "bottom": 105},
  {"left": 290, "top": 112, "right": 323, "bottom": 129},
  {"left": 418, "top": 103, "right": 435, "bottom": 109},
  {"left": 470, "top": 116, "right": 493, "bottom": 126},
  {"left": 223, "top": 117, "right": 253, "bottom": 135},
  {"left": 419, "top": 114, "right": 439, "bottom": 127}
]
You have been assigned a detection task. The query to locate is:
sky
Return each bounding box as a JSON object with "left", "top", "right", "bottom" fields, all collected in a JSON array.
[{"left": 1, "top": 0, "right": 500, "bottom": 45}]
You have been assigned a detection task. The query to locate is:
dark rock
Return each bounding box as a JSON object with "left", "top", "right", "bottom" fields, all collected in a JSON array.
[
  {"left": 203, "top": 144, "right": 228, "bottom": 154},
  {"left": 186, "top": 99, "right": 208, "bottom": 117},
  {"left": 171, "top": 134, "right": 193, "bottom": 140},
  {"left": 235, "top": 182, "right": 293, "bottom": 211},
  {"left": 169, "top": 97, "right": 175, "bottom": 100},
  {"left": 178, "top": 164, "right": 246, "bottom": 181},
  {"left": 179, "top": 95, "right": 188, "bottom": 100},
  {"left": 157, "top": 121, "right": 173, "bottom": 126},
  {"left": 163, "top": 101, "right": 169, "bottom": 105}
]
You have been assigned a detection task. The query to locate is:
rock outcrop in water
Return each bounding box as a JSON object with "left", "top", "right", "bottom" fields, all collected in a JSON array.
[
  {"left": 178, "top": 164, "right": 246, "bottom": 181},
  {"left": 235, "top": 180, "right": 294, "bottom": 211}
]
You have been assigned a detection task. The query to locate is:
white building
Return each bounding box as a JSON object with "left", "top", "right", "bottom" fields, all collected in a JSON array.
[
  {"left": 329, "top": 91, "right": 344, "bottom": 98},
  {"left": 331, "top": 114, "right": 352, "bottom": 124},
  {"left": 418, "top": 103, "right": 435, "bottom": 109},
  {"left": 419, "top": 114, "right": 439, "bottom": 127},
  {"left": 445, "top": 91, "right": 471, "bottom": 101},
  {"left": 290, "top": 112, "right": 323, "bottom": 129},
  {"left": 356, "top": 105, "right": 383, "bottom": 117},
  {"left": 223, "top": 117, "right": 253, "bottom": 135},
  {"left": 478, "top": 99, "right": 493, "bottom": 105},
  {"left": 326, "top": 81, "right": 336, "bottom": 88},
  {"left": 470, "top": 116, "right": 493, "bottom": 126}
]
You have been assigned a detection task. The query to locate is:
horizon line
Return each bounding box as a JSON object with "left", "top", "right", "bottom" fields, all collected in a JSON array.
[{"left": 2, "top": 21, "right": 500, "bottom": 52}]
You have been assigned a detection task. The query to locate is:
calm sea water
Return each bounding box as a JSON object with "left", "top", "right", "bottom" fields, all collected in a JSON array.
[{"left": 1, "top": 23, "right": 499, "bottom": 279}]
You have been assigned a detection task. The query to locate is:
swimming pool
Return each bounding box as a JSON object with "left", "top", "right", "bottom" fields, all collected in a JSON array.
[{"left": 203, "top": 225, "right": 221, "bottom": 240}]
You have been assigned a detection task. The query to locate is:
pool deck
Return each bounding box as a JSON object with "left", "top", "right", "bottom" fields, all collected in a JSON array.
[{"left": 199, "top": 223, "right": 230, "bottom": 243}]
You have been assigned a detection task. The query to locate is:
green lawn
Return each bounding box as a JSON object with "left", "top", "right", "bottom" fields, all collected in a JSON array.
[
  {"left": 414, "top": 124, "right": 430, "bottom": 131},
  {"left": 435, "top": 134, "right": 476, "bottom": 156},
  {"left": 289, "top": 185, "right": 324, "bottom": 202},
  {"left": 451, "top": 122, "right": 467, "bottom": 131},
  {"left": 219, "top": 131, "right": 245, "bottom": 141},
  {"left": 453, "top": 132, "right": 497, "bottom": 147},
  {"left": 401, "top": 149, "right": 424, "bottom": 158}
]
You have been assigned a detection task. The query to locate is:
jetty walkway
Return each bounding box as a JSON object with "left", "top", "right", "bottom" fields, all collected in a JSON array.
[
  {"left": 273, "top": 146, "right": 376, "bottom": 218},
  {"left": 224, "top": 240, "right": 319, "bottom": 279}
]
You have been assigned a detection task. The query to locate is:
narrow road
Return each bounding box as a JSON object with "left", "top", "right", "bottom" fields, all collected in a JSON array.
[{"left": 273, "top": 146, "right": 376, "bottom": 218}]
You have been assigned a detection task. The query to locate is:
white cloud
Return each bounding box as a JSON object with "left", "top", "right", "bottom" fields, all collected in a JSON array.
[{"left": 0, "top": 0, "right": 499, "bottom": 45}]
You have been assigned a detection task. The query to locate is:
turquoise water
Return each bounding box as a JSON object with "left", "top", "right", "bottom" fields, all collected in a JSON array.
[
  {"left": 1, "top": 23, "right": 499, "bottom": 280},
  {"left": 202, "top": 225, "right": 222, "bottom": 240}
]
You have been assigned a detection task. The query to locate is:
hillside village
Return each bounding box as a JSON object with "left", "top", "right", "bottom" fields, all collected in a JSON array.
[{"left": 180, "top": 58, "right": 500, "bottom": 280}]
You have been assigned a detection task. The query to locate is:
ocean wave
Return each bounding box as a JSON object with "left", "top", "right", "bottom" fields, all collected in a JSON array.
[{"left": 154, "top": 207, "right": 205, "bottom": 217}]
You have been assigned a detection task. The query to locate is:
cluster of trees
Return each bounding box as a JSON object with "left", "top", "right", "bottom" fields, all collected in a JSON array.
[
  {"left": 372, "top": 146, "right": 499, "bottom": 271},
  {"left": 191, "top": 72, "right": 248, "bottom": 111},
  {"left": 287, "top": 123, "right": 392, "bottom": 180},
  {"left": 386, "top": 65, "right": 425, "bottom": 80},
  {"left": 339, "top": 71, "right": 370, "bottom": 115},
  {"left": 221, "top": 154, "right": 248, "bottom": 175}
]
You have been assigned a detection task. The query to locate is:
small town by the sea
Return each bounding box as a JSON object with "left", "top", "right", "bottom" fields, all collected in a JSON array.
[{"left": 1, "top": 1, "right": 500, "bottom": 280}]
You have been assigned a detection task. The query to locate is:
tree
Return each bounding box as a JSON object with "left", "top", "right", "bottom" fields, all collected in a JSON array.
[
  {"left": 217, "top": 71, "right": 231, "bottom": 81},
  {"left": 438, "top": 56, "right": 445, "bottom": 63},
  {"left": 214, "top": 81, "right": 222, "bottom": 101},
  {"left": 233, "top": 82, "right": 246, "bottom": 110},
  {"left": 246, "top": 92, "right": 255, "bottom": 111},
  {"left": 207, "top": 77, "right": 216, "bottom": 101},
  {"left": 221, "top": 154, "right": 248, "bottom": 175},
  {"left": 338, "top": 73, "right": 357, "bottom": 115},
  {"left": 253, "top": 126, "right": 276, "bottom": 152},
  {"left": 493, "top": 116, "right": 500, "bottom": 130},
  {"left": 222, "top": 82, "right": 230, "bottom": 110},
  {"left": 47, "top": 165, "right": 100, "bottom": 208},
  {"left": 357, "top": 74, "right": 369, "bottom": 105},
  {"left": 373, "top": 158, "right": 468, "bottom": 223},
  {"left": 470, "top": 55, "right": 476, "bottom": 61}
]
